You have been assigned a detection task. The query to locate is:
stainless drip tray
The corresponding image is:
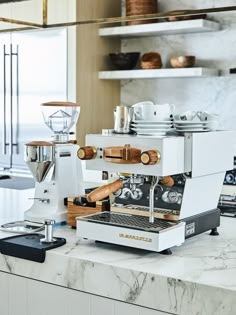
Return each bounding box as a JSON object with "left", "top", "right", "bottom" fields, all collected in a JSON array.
[{"left": 81, "top": 211, "right": 178, "bottom": 232}]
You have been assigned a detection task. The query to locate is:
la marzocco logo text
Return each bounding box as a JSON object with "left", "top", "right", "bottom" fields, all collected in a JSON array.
[{"left": 119, "top": 233, "right": 152, "bottom": 243}]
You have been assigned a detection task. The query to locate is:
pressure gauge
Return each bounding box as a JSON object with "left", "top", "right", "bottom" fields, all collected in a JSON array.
[
  {"left": 167, "top": 191, "right": 179, "bottom": 204},
  {"left": 225, "top": 173, "right": 235, "bottom": 184}
]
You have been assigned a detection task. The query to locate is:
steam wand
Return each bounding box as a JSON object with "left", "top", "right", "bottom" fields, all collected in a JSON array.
[{"left": 149, "top": 176, "right": 159, "bottom": 223}]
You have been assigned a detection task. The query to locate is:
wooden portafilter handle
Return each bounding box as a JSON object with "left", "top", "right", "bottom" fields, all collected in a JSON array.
[{"left": 87, "top": 179, "right": 124, "bottom": 203}]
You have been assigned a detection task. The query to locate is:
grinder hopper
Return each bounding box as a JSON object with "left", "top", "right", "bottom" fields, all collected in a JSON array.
[{"left": 41, "top": 101, "right": 80, "bottom": 143}]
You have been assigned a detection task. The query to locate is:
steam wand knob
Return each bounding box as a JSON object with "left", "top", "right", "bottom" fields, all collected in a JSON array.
[{"left": 40, "top": 219, "right": 57, "bottom": 243}]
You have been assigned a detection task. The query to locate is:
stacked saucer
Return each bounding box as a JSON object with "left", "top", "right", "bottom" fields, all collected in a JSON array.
[
  {"left": 174, "top": 120, "right": 211, "bottom": 133},
  {"left": 130, "top": 119, "right": 173, "bottom": 136},
  {"left": 174, "top": 111, "right": 219, "bottom": 133}
]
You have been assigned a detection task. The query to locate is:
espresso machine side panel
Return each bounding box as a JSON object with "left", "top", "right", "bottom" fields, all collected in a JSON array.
[
  {"left": 189, "top": 131, "right": 236, "bottom": 178},
  {"left": 85, "top": 134, "right": 185, "bottom": 176},
  {"left": 179, "top": 172, "right": 225, "bottom": 219}
]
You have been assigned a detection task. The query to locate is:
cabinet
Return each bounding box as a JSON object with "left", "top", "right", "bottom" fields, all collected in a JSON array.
[
  {"left": 0, "top": 271, "right": 171, "bottom": 315},
  {"left": 98, "top": 19, "right": 221, "bottom": 80},
  {"left": 0, "top": 0, "right": 121, "bottom": 146},
  {"left": 0, "top": 0, "right": 42, "bottom": 29},
  {"left": 0, "top": 0, "right": 76, "bottom": 30}
]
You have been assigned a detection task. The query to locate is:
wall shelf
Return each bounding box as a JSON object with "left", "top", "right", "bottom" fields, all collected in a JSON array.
[
  {"left": 99, "top": 68, "right": 219, "bottom": 80},
  {"left": 99, "top": 19, "right": 220, "bottom": 38}
]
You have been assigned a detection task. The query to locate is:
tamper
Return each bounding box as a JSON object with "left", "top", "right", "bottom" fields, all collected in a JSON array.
[{"left": 40, "top": 219, "right": 57, "bottom": 243}]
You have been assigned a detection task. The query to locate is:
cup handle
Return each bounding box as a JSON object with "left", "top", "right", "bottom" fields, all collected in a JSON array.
[
  {"left": 133, "top": 108, "right": 142, "bottom": 119},
  {"left": 170, "top": 104, "right": 176, "bottom": 113},
  {"left": 196, "top": 111, "right": 203, "bottom": 120}
]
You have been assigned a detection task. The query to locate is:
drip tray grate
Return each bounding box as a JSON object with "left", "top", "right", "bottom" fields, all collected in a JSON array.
[{"left": 84, "top": 212, "right": 178, "bottom": 232}]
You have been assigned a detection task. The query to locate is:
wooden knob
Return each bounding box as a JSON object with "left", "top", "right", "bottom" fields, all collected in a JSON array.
[
  {"left": 141, "top": 150, "right": 161, "bottom": 165},
  {"left": 160, "top": 176, "right": 174, "bottom": 187},
  {"left": 77, "top": 146, "right": 97, "bottom": 160},
  {"left": 87, "top": 179, "right": 124, "bottom": 202}
]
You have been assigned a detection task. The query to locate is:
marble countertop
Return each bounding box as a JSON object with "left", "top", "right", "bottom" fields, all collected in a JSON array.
[{"left": 0, "top": 187, "right": 235, "bottom": 315}]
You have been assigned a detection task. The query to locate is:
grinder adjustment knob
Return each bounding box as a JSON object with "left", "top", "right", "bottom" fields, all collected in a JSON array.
[
  {"left": 141, "top": 150, "right": 161, "bottom": 165},
  {"left": 77, "top": 146, "right": 97, "bottom": 160}
]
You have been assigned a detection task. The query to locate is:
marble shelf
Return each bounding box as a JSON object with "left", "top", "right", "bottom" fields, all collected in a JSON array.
[
  {"left": 99, "top": 68, "right": 219, "bottom": 80},
  {"left": 99, "top": 19, "right": 220, "bottom": 38}
]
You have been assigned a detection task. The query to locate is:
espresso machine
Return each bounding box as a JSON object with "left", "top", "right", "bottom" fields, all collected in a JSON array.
[
  {"left": 24, "top": 102, "right": 84, "bottom": 224},
  {"left": 76, "top": 130, "right": 235, "bottom": 253},
  {"left": 218, "top": 157, "right": 236, "bottom": 217}
]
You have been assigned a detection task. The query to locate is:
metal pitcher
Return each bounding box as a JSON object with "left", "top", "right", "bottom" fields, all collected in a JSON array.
[{"left": 114, "top": 105, "right": 133, "bottom": 134}]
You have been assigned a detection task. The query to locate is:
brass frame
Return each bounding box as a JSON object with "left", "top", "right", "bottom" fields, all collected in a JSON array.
[{"left": 0, "top": 0, "right": 236, "bottom": 32}]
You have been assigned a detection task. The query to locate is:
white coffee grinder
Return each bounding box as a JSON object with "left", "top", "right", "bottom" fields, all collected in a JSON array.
[{"left": 24, "top": 102, "right": 84, "bottom": 223}]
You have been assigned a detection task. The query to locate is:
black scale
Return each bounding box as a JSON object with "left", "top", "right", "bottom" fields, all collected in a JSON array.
[{"left": 219, "top": 157, "right": 236, "bottom": 217}]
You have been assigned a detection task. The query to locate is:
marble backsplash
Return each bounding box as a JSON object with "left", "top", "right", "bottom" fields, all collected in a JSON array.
[{"left": 121, "top": 0, "right": 236, "bottom": 131}]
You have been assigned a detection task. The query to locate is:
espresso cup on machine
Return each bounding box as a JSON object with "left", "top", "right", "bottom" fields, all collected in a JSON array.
[
  {"left": 132, "top": 101, "right": 154, "bottom": 120},
  {"left": 133, "top": 102, "right": 175, "bottom": 121},
  {"left": 151, "top": 103, "right": 175, "bottom": 121}
]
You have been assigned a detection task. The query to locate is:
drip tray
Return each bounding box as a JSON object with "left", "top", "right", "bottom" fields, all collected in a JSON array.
[
  {"left": 0, "top": 177, "right": 35, "bottom": 190},
  {"left": 81, "top": 211, "right": 178, "bottom": 233},
  {"left": 0, "top": 233, "right": 66, "bottom": 263}
]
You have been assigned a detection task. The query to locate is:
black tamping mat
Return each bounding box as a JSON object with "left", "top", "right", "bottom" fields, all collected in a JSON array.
[{"left": 0, "top": 233, "right": 66, "bottom": 263}]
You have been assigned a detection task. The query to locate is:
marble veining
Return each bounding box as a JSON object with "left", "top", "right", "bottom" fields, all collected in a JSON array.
[
  {"left": 121, "top": 0, "right": 236, "bottom": 136},
  {"left": 1, "top": 185, "right": 235, "bottom": 314},
  {"left": 0, "top": 214, "right": 236, "bottom": 315}
]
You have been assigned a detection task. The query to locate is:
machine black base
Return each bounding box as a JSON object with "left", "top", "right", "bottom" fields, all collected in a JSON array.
[
  {"left": 0, "top": 233, "right": 66, "bottom": 263},
  {"left": 160, "top": 248, "right": 172, "bottom": 255},
  {"left": 183, "top": 208, "right": 220, "bottom": 239}
]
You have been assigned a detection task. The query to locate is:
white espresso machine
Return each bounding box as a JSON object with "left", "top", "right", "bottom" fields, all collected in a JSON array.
[
  {"left": 76, "top": 130, "right": 235, "bottom": 254},
  {"left": 24, "top": 102, "right": 84, "bottom": 224}
]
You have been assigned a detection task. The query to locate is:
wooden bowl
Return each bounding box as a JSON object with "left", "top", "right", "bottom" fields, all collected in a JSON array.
[
  {"left": 166, "top": 10, "right": 207, "bottom": 22},
  {"left": 109, "top": 52, "right": 140, "bottom": 70},
  {"left": 170, "top": 56, "right": 196, "bottom": 68},
  {"left": 141, "top": 52, "right": 162, "bottom": 69},
  {"left": 126, "top": 0, "right": 158, "bottom": 25}
]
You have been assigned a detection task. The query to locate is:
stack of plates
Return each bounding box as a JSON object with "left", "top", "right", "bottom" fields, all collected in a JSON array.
[
  {"left": 130, "top": 120, "right": 173, "bottom": 136},
  {"left": 174, "top": 120, "right": 211, "bottom": 133}
]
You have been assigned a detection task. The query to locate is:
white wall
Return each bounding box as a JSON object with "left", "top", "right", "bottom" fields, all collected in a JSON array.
[{"left": 121, "top": 0, "right": 236, "bottom": 131}]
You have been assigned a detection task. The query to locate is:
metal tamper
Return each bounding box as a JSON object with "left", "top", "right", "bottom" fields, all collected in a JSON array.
[{"left": 40, "top": 219, "right": 57, "bottom": 243}]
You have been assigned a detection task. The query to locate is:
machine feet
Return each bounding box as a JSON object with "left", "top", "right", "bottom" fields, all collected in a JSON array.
[
  {"left": 209, "top": 227, "right": 219, "bottom": 236},
  {"left": 159, "top": 248, "right": 172, "bottom": 255}
]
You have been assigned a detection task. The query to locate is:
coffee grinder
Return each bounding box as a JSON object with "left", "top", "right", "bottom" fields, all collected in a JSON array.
[{"left": 24, "top": 102, "right": 84, "bottom": 223}]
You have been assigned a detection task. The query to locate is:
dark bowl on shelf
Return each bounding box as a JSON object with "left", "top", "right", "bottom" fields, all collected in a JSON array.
[{"left": 109, "top": 52, "right": 140, "bottom": 70}]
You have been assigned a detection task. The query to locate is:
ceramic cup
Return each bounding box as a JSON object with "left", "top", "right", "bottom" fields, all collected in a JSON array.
[
  {"left": 197, "top": 111, "right": 219, "bottom": 130},
  {"left": 133, "top": 102, "right": 175, "bottom": 121},
  {"left": 175, "top": 110, "right": 198, "bottom": 121},
  {"left": 197, "top": 111, "right": 219, "bottom": 121},
  {"left": 132, "top": 101, "right": 153, "bottom": 120}
]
